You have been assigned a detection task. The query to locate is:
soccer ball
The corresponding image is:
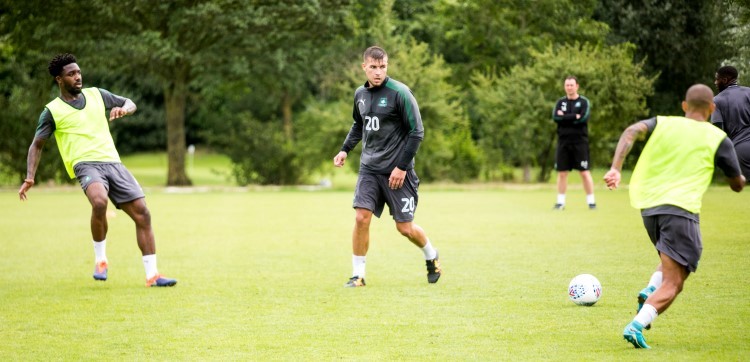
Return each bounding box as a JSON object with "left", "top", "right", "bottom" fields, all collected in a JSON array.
[{"left": 568, "top": 274, "right": 602, "bottom": 306}]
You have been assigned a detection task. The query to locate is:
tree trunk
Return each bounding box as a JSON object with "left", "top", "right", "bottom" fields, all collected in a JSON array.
[
  {"left": 163, "top": 71, "right": 192, "bottom": 186},
  {"left": 280, "top": 91, "right": 294, "bottom": 184},
  {"left": 281, "top": 91, "right": 293, "bottom": 140},
  {"left": 537, "top": 133, "right": 557, "bottom": 182},
  {"left": 522, "top": 163, "right": 531, "bottom": 183}
]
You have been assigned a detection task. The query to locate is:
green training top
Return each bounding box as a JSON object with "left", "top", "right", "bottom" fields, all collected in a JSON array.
[
  {"left": 45, "top": 87, "right": 121, "bottom": 178},
  {"left": 630, "top": 116, "right": 727, "bottom": 213}
]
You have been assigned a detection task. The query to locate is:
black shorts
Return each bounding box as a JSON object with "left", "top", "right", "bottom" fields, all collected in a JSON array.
[
  {"left": 735, "top": 141, "right": 750, "bottom": 179},
  {"left": 642, "top": 214, "right": 702, "bottom": 273},
  {"left": 352, "top": 169, "right": 420, "bottom": 222},
  {"left": 555, "top": 142, "right": 591, "bottom": 171},
  {"left": 74, "top": 162, "right": 145, "bottom": 209}
]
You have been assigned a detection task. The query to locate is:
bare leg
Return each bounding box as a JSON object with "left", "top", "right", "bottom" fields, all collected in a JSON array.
[
  {"left": 557, "top": 171, "right": 569, "bottom": 195},
  {"left": 581, "top": 170, "right": 595, "bottom": 196},
  {"left": 395, "top": 221, "right": 428, "bottom": 248},
  {"left": 120, "top": 198, "right": 155, "bottom": 255},
  {"left": 645, "top": 253, "right": 689, "bottom": 314},
  {"left": 352, "top": 208, "right": 372, "bottom": 256},
  {"left": 85, "top": 182, "right": 109, "bottom": 241}
]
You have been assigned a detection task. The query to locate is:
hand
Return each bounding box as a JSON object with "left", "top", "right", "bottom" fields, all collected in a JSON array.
[
  {"left": 557, "top": 110, "right": 563, "bottom": 116},
  {"left": 576, "top": 114, "right": 581, "bottom": 119},
  {"left": 109, "top": 107, "right": 129, "bottom": 121},
  {"left": 389, "top": 167, "right": 406, "bottom": 189},
  {"left": 333, "top": 151, "right": 347, "bottom": 167},
  {"left": 18, "top": 179, "right": 34, "bottom": 201},
  {"left": 603, "top": 169, "right": 621, "bottom": 190}
]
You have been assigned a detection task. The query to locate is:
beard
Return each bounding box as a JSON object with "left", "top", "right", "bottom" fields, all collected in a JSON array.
[
  {"left": 718, "top": 80, "right": 737, "bottom": 92},
  {"left": 66, "top": 83, "right": 82, "bottom": 95}
]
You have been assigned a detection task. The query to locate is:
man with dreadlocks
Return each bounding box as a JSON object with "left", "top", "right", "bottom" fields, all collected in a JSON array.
[{"left": 18, "top": 53, "right": 177, "bottom": 287}]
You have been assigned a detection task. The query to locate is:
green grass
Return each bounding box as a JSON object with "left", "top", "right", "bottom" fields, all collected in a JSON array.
[
  {"left": 2, "top": 183, "right": 749, "bottom": 360},
  {"left": 120, "top": 151, "right": 236, "bottom": 187}
]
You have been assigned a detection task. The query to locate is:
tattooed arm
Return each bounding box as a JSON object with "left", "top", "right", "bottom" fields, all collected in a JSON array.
[{"left": 603, "top": 119, "right": 652, "bottom": 190}]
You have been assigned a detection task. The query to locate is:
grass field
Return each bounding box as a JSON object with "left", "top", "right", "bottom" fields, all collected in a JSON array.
[{"left": 2, "top": 174, "right": 750, "bottom": 360}]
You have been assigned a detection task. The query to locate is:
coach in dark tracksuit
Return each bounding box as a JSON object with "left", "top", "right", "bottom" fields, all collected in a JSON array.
[
  {"left": 333, "top": 46, "right": 441, "bottom": 288},
  {"left": 552, "top": 75, "right": 596, "bottom": 210}
]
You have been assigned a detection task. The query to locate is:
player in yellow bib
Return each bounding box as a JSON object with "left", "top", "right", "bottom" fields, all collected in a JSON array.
[
  {"left": 18, "top": 54, "right": 176, "bottom": 287},
  {"left": 604, "top": 84, "right": 745, "bottom": 348}
]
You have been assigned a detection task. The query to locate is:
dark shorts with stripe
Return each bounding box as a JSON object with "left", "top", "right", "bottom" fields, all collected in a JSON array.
[
  {"left": 74, "top": 162, "right": 145, "bottom": 209},
  {"left": 352, "top": 169, "right": 420, "bottom": 222},
  {"left": 642, "top": 213, "right": 702, "bottom": 273},
  {"left": 555, "top": 141, "right": 591, "bottom": 171}
]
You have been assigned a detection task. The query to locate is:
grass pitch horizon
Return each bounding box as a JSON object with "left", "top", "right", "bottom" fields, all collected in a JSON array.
[{"left": 2, "top": 156, "right": 749, "bottom": 360}]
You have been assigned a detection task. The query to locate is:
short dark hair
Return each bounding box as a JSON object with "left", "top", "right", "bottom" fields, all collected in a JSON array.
[
  {"left": 363, "top": 46, "right": 387, "bottom": 62},
  {"left": 564, "top": 75, "right": 578, "bottom": 84},
  {"left": 48, "top": 53, "right": 77, "bottom": 77},
  {"left": 717, "top": 66, "right": 738, "bottom": 81}
]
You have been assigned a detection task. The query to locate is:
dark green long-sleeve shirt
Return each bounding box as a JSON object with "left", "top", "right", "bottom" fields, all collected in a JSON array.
[
  {"left": 341, "top": 77, "right": 424, "bottom": 174},
  {"left": 552, "top": 95, "right": 590, "bottom": 144}
]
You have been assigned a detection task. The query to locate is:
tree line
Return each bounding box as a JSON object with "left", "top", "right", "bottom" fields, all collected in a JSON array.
[{"left": 1, "top": 0, "right": 748, "bottom": 186}]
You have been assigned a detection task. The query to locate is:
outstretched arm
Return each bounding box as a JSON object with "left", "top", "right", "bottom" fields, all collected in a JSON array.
[
  {"left": 18, "top": 137, "right": 46, "bottom": 201},
  {"left": 603, "top": 121, "right": 649, "bottom": 189}
]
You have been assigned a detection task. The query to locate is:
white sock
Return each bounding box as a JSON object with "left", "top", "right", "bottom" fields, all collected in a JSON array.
[
  {"left": 557, "top": 194, "right": 566, "bottom": 205},
  {"left": 421, "top": 240, "right": 437, "bottom": 260},
  {"left": 352, "top": 255, "right": 366, "bottom": 278},
  {"left": 648, "top": 271, "right": 663, "bottom": 289},
  {"left": 586, "top": 194, "right": 596, "bottom": 205},
  {"left": 634, "top": 303, "right": 658, "bottom": 327},
  {"left": 143, "top": 254, "right": 158, "bottom": 280},
  {"left": 93, "top": 239, "right": 107, "bottom": 263}
]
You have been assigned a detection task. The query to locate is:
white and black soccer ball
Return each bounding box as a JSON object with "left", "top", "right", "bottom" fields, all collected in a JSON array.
[{"left": 568, "top": 274, "right": 602, "bottom": 306}]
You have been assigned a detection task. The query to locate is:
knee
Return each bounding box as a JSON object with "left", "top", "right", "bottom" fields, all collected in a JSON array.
[
  {"left": 128, "top": 202, "right": 152, "bottom": 226},
  {"left": 141, "top": 207, "right": 152, "bottom": 224},
  {"left": 662, "top": 281, "right": 684, "bottom": 299},
  {"left": 134, "top": 207, "right": 151, "bottom": 226},
  {"left": 396, "top": 223, "right": 413, "bottom": 238},
  {"left": 90, "top": 196, "right": 108, "bottom": 215},
  {"left": 354, "top": 211, "right": 372, "bottom": 229}
]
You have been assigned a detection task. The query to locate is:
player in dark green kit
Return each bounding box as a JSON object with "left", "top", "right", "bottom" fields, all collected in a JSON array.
[
  {"left": 552, "top": 76, "right": 596, "bottom": 210},
  {"left": 333, "top": 46, "right": 441, "bottom": 287}
]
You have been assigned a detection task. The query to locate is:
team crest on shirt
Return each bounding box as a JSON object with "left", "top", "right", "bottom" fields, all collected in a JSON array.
[
  {"left": 378, "top": 97, "right": 388, "bottom": 107},
  {"left": 575, "top": 101, "right": 581, "bottom": 107}
]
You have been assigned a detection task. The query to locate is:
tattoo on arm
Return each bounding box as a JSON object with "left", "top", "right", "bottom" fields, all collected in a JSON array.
[{"left": 611, "top": 122, "right": 648, "bottom": 171}]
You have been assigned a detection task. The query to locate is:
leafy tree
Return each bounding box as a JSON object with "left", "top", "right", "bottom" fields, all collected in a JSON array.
[
  {"left": 303, "top": 0, "right": 483, "bottom": 182},
  {"left": 195, "top": 1, "right": 353, "bottom": 185},
  {"left": 472, "top": 43, "right": 655, "bottom": 182},
  {"left": 414, "top": 0, "right": 609, "bottom": 81},
  {"left": 721, "top": 0, "right": 750, "bottom": 77},
  {"left": 1, "top": 0, "right": 350, "bottom": 186},
  {"left": 594, "top": 0, "right": 732, "bottom": 115},
  {"left": 0, "top": 41, "right": 68, "bottom": 183}
]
